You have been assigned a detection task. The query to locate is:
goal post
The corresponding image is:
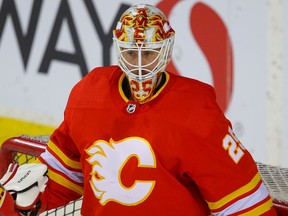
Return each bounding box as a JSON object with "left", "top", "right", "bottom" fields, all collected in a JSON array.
[
  {"left": 0, "top": 135, "right": 287, "bottom": 215},
  {"left": 0, "top": 135, "right": 47, "bottom": 178}
]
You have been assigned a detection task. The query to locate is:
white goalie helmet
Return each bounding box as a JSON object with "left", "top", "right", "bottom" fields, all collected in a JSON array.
[{"left": 113, "top": 4, "right": 175, "bottom": 103}]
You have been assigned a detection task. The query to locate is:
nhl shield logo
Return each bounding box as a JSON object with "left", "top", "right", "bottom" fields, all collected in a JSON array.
[{"left": 126, "top": 103, "right": 136, "bottom": 114}]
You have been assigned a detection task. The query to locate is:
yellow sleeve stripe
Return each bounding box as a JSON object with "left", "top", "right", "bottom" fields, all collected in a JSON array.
[
  {"left": 207, "top": 173, "right": 262, "bottom": 210},
  {"left": 238, "top": 198, "right": 274, "bottom": 216},
  {"left": 47, "top": 169, "right": 84, "bottom": 195},
  {"left": 34, "top": 159, "right": 83, "bottom": 195},
  {"left": 48, "top": 140, "right": 82, "bottom": 170}
]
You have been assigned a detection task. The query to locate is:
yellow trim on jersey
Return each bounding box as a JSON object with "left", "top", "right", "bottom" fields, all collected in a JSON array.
[
  {"left": 48, "top": 140, "right": 82, "bottom": 170},
  {"left": 207, "top": 173, "right": 262, "bottom": 210},
  {"left": 119, "top": 74, "right": 129, "bottom": 102},
  {"left": 238, "top": 198, "right": 273, "bottom": 216},
  {"left": 47, "top": 169, "right": 84, "bottom": 195},
  {"left": 35, "top": 159, "right": 83, "bottom": 195},
  {"left": 151, "top": 72, "right": 170, "bottom": 100}
]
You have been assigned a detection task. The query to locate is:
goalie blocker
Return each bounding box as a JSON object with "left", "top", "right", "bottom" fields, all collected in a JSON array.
[{"left": 0, "top": 163, "right": 48, "bottom": 216}]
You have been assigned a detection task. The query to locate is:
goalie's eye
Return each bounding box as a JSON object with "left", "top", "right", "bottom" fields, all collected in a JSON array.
[
  {"left": 123, "top": 50, "right": 137, "bottom": 60},
  {"left": 143, "top": 51, "right": 158, "bottom": 61}
]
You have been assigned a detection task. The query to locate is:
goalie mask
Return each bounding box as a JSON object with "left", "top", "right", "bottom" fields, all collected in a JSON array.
[{"left": 113, "top": 4, "right": 175, "bottom": 103}]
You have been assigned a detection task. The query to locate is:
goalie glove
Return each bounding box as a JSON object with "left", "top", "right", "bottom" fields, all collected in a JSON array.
[{"left": 0, "top": 163, "right": 48, "bottom": 216}]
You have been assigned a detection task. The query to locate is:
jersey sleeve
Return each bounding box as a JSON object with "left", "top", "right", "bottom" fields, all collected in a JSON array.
[
  {"left": 36, "top": 67, "right": 115, "bottom": 211},
  {"left": 38, "top": 120, "right": 83, "bottom": 211},
  {"left": 183, "top": 110, "right": 276, "bottom": 215}
]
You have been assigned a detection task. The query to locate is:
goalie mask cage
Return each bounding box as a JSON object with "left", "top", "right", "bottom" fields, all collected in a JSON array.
[{"left": 0, "top": 135, "right": 288, "bottom": 216}]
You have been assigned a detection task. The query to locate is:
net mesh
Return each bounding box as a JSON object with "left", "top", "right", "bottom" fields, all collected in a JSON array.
[{"left": 257, "top": 162, "right": 288, "bottom": 205}]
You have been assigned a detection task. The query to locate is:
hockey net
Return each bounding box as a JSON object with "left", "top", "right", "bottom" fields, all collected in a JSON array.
[{"left": 0, "top": 135, "right": 288, "bottom": 216}]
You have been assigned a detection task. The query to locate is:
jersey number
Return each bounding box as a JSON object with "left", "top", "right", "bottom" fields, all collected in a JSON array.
[{"left": 222, "top": 127, "right": 245, "bottom": 164}]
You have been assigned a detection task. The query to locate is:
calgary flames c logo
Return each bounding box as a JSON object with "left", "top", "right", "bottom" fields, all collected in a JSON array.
[{"left": 86, "top": 137, "right": 156, "bottom": 206}]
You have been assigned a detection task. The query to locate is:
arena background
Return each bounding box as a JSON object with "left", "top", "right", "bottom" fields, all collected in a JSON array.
[{"left": 0, "top": 0, "right": 287, "bottom": 167}]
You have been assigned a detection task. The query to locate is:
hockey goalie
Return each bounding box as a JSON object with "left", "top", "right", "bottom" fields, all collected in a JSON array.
[{"left": 0, "top": 3, "right": 286, "bottom": 216}]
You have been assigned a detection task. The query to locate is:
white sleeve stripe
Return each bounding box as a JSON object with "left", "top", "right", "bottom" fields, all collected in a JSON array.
[
  {"left": 213, "top": 182, "right": 269, "bottom": 215},
  {"left": 41, "top": 151, "right": 84, "bottom": 184}
]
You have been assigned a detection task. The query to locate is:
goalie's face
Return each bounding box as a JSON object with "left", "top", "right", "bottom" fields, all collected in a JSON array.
[
  {"left": 121, "top": 47, "right": 160, "bottom": 76},
  {"left": 120, "top": 46, "right": 162, "bottom": 103},
  {"left": 113, "top": 4, "right": 175, "bottom": 103}
]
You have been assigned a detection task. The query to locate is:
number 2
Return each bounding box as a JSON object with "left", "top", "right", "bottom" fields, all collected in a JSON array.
[{"left": 222, "top": 127, "right": 245, "bottom": 164}]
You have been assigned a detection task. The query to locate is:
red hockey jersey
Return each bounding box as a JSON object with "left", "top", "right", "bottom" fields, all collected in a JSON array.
[{"left": 39, "top": 66, "right": 276, "bottom": 215}]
